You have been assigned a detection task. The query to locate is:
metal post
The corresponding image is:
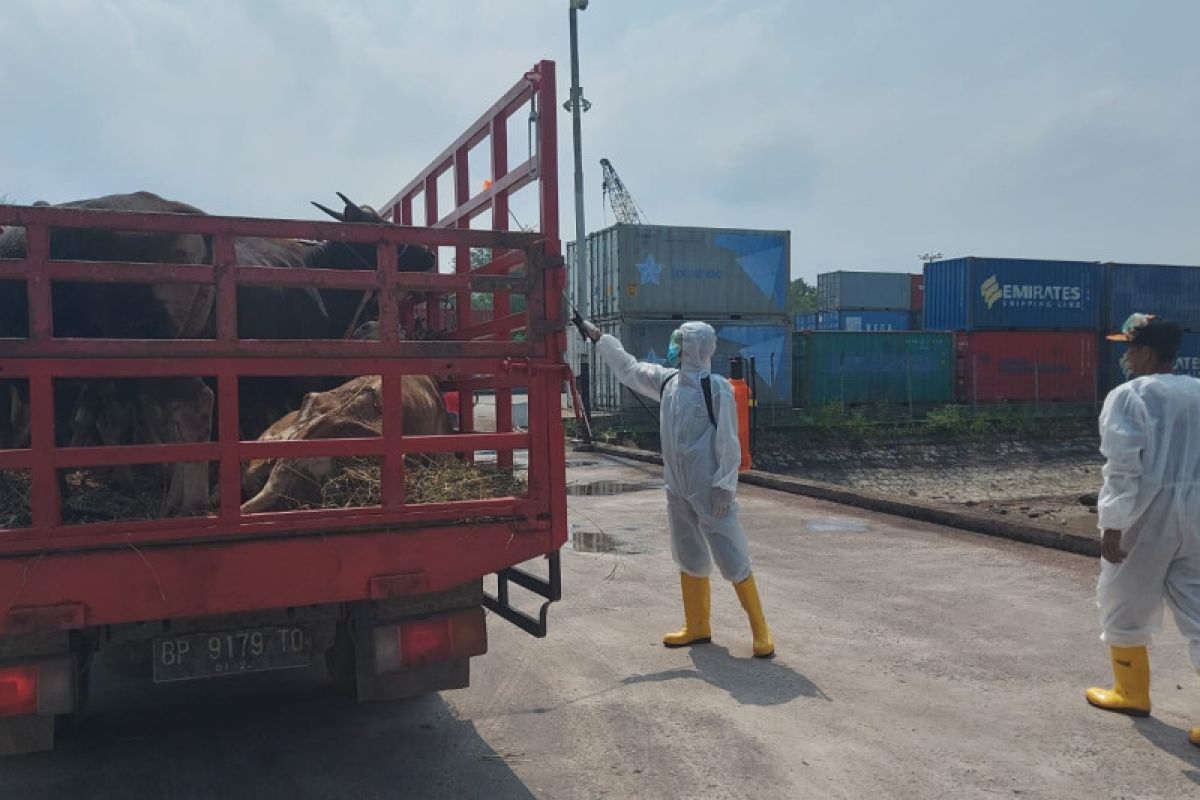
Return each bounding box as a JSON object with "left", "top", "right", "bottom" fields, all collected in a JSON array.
[
  {"left": 769, "top": 352, "right": 776, "bottom": 427},
  {"left": 906, "top": 349, "right": 914, "bottom": 419},
  {"left": 579, "top": 353, "right": 592, "bottom": 424},
  {"left": 566, "top": 1, "right": 590, "bottom": 317},
  {"left": 748, "top": 357, "right": 759, "bottom": 459},
  {"left": 1034, "top": 351, "right": 1041, "bottom": 416},
  {"left": 972, "top": 354, "right": 979, "bottom": 409},
  {"left": 565, "top": 1, "right": 593, "bottom": 445}
]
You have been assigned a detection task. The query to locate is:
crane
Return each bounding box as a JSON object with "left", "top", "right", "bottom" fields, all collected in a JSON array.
[{"left": 599, "top": 158, "right": 648, "bottom": 225}]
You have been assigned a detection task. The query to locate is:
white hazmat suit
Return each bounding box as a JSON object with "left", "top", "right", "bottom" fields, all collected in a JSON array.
[
  {"left": 591, "top": 320, "right": 774, "bottom": 657},
  {"left": 1096, "top": 373, "right": 1200, "bottom": 666},
  {"left": 595, "top": 321, "right": 751, "bottom": 582}
]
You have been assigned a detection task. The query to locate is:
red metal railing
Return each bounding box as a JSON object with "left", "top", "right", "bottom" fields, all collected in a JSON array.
[{"left": 0, "top": 61, "right": 566, "bottom": 558}]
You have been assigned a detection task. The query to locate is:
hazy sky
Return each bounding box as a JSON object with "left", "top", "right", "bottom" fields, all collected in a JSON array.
[{"left": 2, "top": 1, "right": 1197, "bottom": 280}]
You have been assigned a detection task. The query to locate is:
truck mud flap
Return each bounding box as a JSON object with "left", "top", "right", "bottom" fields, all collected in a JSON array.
[{"left": 483, "top": 551, "right": 561, "bottom": 638}]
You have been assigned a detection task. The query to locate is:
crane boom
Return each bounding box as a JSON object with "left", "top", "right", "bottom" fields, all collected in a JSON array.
[{"left": 599, "top": 158, "right": 647, "bottom": 225}]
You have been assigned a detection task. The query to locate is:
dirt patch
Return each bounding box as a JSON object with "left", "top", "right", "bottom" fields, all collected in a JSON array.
[{"left": 752, "top": 436, "right": 1103, "bottom": 534}]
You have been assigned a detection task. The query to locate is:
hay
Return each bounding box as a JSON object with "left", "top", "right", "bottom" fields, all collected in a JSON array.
[
  {"left": 1, "top": 467, "right": 210, "bottom": 527},
  {"left": 0, "top": 458, "right": 524, "bottom": 528},
  {"left": 60, "top": 468, "right": 179, "bottom": 523},
  {"left": 0, "top": 470, "right": 31, "bottom": 529},
  {"left": 320, "top": 457, "right": 527, "bottom": 508}
]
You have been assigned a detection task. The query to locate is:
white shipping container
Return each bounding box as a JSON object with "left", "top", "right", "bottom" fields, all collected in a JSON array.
[{"left": 567, "top": 224, "right": 791, "bottom": 318}]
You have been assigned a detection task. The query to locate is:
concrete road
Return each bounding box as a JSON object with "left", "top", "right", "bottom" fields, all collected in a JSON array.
[{"left": 4, "top": 454, "right": 1199, "bottom": 799}]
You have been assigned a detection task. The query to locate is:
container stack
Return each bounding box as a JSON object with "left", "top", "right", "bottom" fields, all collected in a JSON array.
[
  {"left": 923, "top": 257, "right": 1103, "bottom": 405},
  {"left": 815, "top": 271, "right": 917, "bottom": 331},
  {"left": 791, "top": 331, "right": 956, "bottom": 409},
  {"left": 567, "top": 223, "right": 793, "bottom": 414},
  {"left": 1101, "top": 263, "right": 1200, "bottom": 393}
]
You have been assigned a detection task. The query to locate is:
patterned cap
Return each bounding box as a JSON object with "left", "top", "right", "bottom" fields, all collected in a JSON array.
[{"left": 1106, "top": 313, "right": 1157, "bottom": 342}]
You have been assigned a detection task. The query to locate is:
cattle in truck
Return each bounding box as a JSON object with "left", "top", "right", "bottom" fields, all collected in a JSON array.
[{"left": 0, "top": 190, "right": 438, "bottom": 514}]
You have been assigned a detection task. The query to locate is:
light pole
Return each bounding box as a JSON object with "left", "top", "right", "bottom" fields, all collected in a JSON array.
[
  {"left": 566, "top": 0, "right": 591, "bottom": 317},
  {"left": 565, "top": 0, "right": 594, "bottom": 443}
]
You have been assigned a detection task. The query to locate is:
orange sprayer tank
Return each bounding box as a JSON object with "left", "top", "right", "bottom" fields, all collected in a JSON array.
[{"left": 728, "top": 358, "right": 753, "bottom": 471}]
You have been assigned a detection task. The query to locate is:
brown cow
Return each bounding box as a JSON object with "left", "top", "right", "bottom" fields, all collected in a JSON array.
[{"left": 241, "top": 374, "right": 451, "bottom": 513}]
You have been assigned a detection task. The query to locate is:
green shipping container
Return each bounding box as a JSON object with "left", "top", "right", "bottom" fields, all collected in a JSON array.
[{"left": 792, "top": 331, "right": 955, "bottom": 408}]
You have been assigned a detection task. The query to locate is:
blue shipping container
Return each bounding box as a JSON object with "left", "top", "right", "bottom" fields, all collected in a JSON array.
[
  {"left": 1105, "top": 263, "right": 1200, "bottom": 332},
  {"left": 923, "top": 257, "right": 1101, "bottom": 331},
  {"left": 1102, "top": 332, "right": 1200, "bottom": 393},
  {"left": 794, "top": 313, "right": 818, "bottom": 331},
  {"left": 817, "top": 309, "right": 913, "bottom": 332}
]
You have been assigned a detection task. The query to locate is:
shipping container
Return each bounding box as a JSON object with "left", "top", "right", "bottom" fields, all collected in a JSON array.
[
  {"left": 1105, "top": 262, "right": 1200, "bottom": 331},
  {"left": 1101, "top": 332, "right": 1200, "bottom": 394},
  {"left": 794, "top": 313, "right": 818, "bottom": 331},
  {"left": 814, "top": 309, "right": 913, "bottom": 332},
  {"left": 581, "top": 317, "right": 792, "bottom": 411},
  {"left": 566, "top": 223, "right": 790, "bottom": 318},
  {"left": 791, "top": 331, "right": 955, "bottom": 408},
  {"left": 910, "top": 273, "right": 924, "bottom": 312},
  {"left": 955, "top": 331, "right": 1098, "bottom": 404},
  {"left": 817, "top": 271, "right": 912, "bottom": 311},
  {"left": 924, "top": 257, "right": 1102, "bottom": 331}
]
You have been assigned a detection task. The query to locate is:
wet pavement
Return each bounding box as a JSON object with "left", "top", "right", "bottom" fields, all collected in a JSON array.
[{"left": 4, "top": 452, "right": 1199, "bottom": 799}]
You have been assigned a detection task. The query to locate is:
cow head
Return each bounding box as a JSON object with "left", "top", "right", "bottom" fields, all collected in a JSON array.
[{"left": 309, "top": 192, "right": 435, "bottom": 272}]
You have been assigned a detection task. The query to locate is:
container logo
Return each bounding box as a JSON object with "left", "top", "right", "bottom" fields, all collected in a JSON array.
[
  {"left": 636, "top": 254, "right": 664, "bottom": 286},
  {"left": 980, "top": 275, "right": 1083, "bottom": 311},
  {"left": 981, "top": 276, "right": 1003, "bottom": 309}
]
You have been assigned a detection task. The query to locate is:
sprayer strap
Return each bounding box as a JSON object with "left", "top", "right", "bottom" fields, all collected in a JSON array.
[{"left": 659, "top": 372, "right": 717, "bottom": 428}]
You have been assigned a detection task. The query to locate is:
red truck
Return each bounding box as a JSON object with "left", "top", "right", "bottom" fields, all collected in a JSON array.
[{"left": 0, "top": 61, "right": 567, "bottom": 754}]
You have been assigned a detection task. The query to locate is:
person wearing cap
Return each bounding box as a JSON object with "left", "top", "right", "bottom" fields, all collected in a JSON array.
[
  {"left": 575, "top": 317, "right": 774, "bottom": 658},
  {"left": 1085, "top": 314, "right": 1200, "bottom": 746}
]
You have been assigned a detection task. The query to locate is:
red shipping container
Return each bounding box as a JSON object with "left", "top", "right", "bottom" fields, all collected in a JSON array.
[
  {"left": 910, "top": 273, "right": 924, "bottom": 312},
  {"left": 955, "top": 331, "right": 1098, "bottom": 404}
]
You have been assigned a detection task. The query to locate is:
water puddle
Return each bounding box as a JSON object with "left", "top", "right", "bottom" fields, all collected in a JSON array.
[
  {"left": 571, "top": 528, "right": 620, "bottom": 553},
  {"left": 805, "top": 517, "right": 869, "bottom": 533},
  {"left": 564, "top": 459, "right": 599, "bottom": 468},
  {"left": 565, "top": 480, "right": 662, "bottom": 496}
]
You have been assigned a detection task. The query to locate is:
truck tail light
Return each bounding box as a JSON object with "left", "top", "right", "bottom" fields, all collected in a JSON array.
[
  {"left": 0, "top": 665, "right": 39, "bottom": 717},
  {"left": 372, "top": 608, "right": 488, "bottom": 674}
]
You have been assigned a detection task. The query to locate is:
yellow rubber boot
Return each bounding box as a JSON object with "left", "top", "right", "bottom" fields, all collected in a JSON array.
[
  {"left": 734, "top": 574, "right": 775, "bottom": 659},
  {"left": 662, "top": 574, "right": 712, "bottom": 648},
  {"left": 1085, "top": 645, "right": 1151, "bottom": 717}
]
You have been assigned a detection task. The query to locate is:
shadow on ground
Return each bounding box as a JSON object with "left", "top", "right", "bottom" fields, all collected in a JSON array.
[
  {"left": 622, "top": 644, "right": 830, "bottom": 706},
  {"left": 1, "top": 666, "right": 533, "bottom": 800},
  {"left": 1133, "top": 716, "right": 1200, "bottom": 786}
]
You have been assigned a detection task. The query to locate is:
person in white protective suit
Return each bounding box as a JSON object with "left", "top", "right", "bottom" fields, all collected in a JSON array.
[
  {"left": 1085, "top": 313, "right": 1200, "bottom": 747},
  {"left": 578, "top": 318, "right": 774, "bottom": 658}
]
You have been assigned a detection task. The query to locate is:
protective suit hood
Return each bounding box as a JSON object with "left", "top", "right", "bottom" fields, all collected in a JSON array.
[{"left": 678, "top": 321, "right": 716, "bottom": 379}]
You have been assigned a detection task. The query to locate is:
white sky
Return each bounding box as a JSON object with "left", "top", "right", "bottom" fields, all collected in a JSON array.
[{"left": 2, "top": 1, "right": 1197, "bottom": 281}]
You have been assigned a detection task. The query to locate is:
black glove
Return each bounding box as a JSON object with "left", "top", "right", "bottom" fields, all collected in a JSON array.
[{"left": 572, "top": 310, "right": 601, "bottom": 342}]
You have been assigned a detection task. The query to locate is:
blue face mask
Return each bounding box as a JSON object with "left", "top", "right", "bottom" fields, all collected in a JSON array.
[{"left": 666, "top": 330, "right": 682, "bottom": 367}]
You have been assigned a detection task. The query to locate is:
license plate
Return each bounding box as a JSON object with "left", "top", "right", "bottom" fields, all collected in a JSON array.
[{"left": 153, "top": 625, "right": 311, "bottom": 683}]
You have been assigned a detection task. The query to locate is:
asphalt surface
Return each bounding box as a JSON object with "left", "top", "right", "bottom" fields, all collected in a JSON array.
[{"left": 4, "top": 453, "right": 1200, "bottom": 799}]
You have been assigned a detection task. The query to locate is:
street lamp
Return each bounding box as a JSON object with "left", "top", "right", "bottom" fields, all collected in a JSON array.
[
  {"left": 565, "top": 0, "right": 591, "bottom": 316},
  {"left": 565, "top": 0, "right": 594, "bottom": 444}
]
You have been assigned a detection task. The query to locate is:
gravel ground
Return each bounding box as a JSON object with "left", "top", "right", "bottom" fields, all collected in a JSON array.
[{"left": 753, "top": 436, "right": 1105, "bottom": 536}]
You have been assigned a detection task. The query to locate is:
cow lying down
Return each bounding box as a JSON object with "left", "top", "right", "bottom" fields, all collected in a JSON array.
[{"left": 240, "top": 374, "right": 452, "bottom": 513}]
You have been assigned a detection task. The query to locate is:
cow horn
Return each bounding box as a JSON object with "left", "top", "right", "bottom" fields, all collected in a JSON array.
[
  {"left": 337, "top": 192, "right": 383, "bottom": 224},
  {"left": 311, "top": 201, "right": 345, "bottom": 222}
]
